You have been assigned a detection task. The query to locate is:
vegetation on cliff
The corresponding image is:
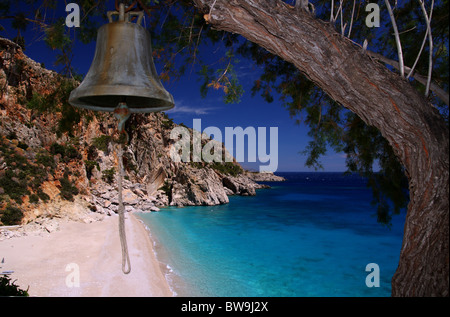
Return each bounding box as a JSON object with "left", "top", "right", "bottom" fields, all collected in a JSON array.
[{"left": 1, "top": 37, "right": 264, "bottom": 226}]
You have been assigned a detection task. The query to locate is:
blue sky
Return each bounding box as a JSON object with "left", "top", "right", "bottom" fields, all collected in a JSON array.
[{"left": 1, "top": 1, "right": 349, "bottom": 172}]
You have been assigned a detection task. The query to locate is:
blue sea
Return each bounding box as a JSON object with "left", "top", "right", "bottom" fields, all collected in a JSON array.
[{"left": 138, "top": 172, "right": 406, "bottom": 297}]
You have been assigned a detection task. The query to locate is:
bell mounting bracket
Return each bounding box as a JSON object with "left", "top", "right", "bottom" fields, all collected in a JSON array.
[{"left": 107, "top": 3, "right": 144, "bottom": 25}]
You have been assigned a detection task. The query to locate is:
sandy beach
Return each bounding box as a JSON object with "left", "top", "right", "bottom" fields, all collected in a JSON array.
[{"left": 0, "top": 213, "right": 173, "bottom": 297}]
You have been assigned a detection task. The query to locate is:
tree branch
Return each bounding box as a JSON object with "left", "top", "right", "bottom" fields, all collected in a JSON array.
[
  {"left": 366, "top": 50, "right": 448, "bottom": 106},
  {"left": 384, "top": 0, "right": 405, "bottom": 77},
  {"left": 418, "top": 0, "right": 434, "bottom": 97},
  {"left": 347, "top": 0, "right": 356, "bottom": 38}
]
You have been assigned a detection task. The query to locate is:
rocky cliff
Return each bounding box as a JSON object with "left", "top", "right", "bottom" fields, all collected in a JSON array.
[{"left": 0, "top": 37, "right": 283, "bottom": 226}]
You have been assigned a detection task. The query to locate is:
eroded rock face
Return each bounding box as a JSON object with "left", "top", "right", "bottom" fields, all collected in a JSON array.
[
  {"left": 170, "top": 167, "right": 229, "bottom": 207},
  {"left": 1, "top": 36, "right": 283, "bottom": 226},
  {"left": 246, "top": 171, "right": 286, "bottom": 182}
]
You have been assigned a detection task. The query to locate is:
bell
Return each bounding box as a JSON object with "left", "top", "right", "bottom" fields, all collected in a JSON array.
[{"left": 69, "top": 5, "right": 174, "bottom": 113}]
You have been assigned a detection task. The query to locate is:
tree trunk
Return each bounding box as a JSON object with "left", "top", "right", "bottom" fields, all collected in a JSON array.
[{"left": 192, "top": 0, "right": 449, "bottom": 296}]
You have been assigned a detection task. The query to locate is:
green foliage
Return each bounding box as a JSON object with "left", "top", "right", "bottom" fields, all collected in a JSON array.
[
  {"left": 36, "top": 188, "right": 50, "bottom": 202},
  {"left": 58, "top": 175, "right": 79, "bottom": 201},
  {"left": 84, "top": 160, "right": 100, "bottom": 180},
  {"left": 17, "top": 141, "right": 28, "bottom": 150},
  {"left": 26, "top": 79, "right": 84, "bottom": 137},
  {"left": 49, "top": 142, "right": 66, "bottom": 156},
  {"left": 0, "top": 170, "right": 30, "bottom": 204},
  {"left": 50, "top": 142, "right": 81, "bottom": 162},
  {"left": 0, "top": 276, "right": 29, "bottom": 296},
  {"left": 36, "top": 152, "right": 55, "bottom": 171},
  {"left": 343, "top": 114, "right": 409, "bottom": 225},
  {"left": 0, "top": 135, "right": 51, "bottom": 205},
  {"left": 2, "top": 0, "right": 448, "bottom": 227},
  {"left": 123, "top": 152, "right": 138, "bottom": 174},
  {"left": 198, "top": 60, "right": 244, "bottom": 104},
  {"left": 210, "top": 162, "right": 243, "bottom": 177},
  {"left": 11, "top": 12, "right": 28, "bottom": 32},
  {"left": 158, "top": 180, "right": 172, "bottom": 199},
  {"left": 0, "top": 205, "right": 23, "bottom": 226},
  {"left": 102, "top": 168, "right": 116, "bottom": 184},
  {"left": 92, "top": 135, "right": 112, "bottom": 153},
  {"left": 29, "top": 193, "right": 39, "bottom": 204},
  {"left": 12, "top": 35, "right": 25, "bottom": 50},
  {"left": 0, "top": 2, "right": 10, "bottom": 16},
  {"left": 161, "top": 117, "right": 175, "bottom": 129}
]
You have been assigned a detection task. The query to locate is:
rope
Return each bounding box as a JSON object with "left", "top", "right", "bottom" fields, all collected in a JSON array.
[
  {"left": 117, "top": 141, "right": 131, "bottom": 274},
  {"left": 114, "top": 102, "right": 132, "bottom": 275}
]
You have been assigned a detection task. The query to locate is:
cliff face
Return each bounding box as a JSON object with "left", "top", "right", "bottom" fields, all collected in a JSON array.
[{"left": 0, "top": 37, "right": 280, "bottom": 226}]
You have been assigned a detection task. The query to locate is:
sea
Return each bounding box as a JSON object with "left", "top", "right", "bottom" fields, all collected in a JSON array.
[{"left": 137, "top": 172, "right": 406, "bottom": 297}]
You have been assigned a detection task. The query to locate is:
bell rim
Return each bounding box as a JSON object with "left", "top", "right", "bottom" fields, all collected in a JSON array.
[
  {"left": 69, "top": 84, "right": 174, "bottom": 113},
  {"left": 69, "top": 103, "right": 174, "bottom": 114}
]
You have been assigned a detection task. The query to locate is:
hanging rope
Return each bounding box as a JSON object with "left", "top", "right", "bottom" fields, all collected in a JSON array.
[
  {"left": 116, "top": 142, "right": 131, "bottom": 274},
  {"left": 114, "top": 103, "right": 131, "bottom": 274}
]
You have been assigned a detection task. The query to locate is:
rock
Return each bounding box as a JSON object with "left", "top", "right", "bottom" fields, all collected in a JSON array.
[
  {"left": 222, "top": 175, "right": 264, "bottom": 196},
  {"left": 170, "top": 167, "right": 229, "bottom": 207},
  {"left": 246, "top": 171, "right": 286, "bottom": 182},
  {"left": 43, "top": 219, "right": 59, "bottom": 233},
  {"left": 0, "top": 36, "right": 281, "bottom": 225},
  {"left": 223, "top": 187, "right": 234, "bottom": 196},
  {"left": 101, "top": 192, "right": 112, "bottom": 200},
  {"left": 95, "top": 205, "right": 105, "bottom": 214},
  {"left": 222, "top": 177, "right": 238, "bottom": 193},
  {"left": 122, "top": 189, "right": 139, "bottom": 205},
  {"left": 154, "top": 190, "right": 169, "bottom": 207}
]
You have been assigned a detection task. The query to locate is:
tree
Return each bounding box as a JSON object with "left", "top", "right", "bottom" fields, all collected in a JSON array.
[{"left": 189, "top": 0, "right": 448, "bottom": 296}]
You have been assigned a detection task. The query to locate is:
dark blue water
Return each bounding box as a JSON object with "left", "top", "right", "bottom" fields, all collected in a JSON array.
[{"left": 138, "top": 172, "right": 406, "bottom": 297}]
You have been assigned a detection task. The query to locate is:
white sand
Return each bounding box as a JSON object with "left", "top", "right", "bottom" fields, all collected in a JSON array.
[{"left": 0, "top": 213, "right": 173, "bottom": 297}]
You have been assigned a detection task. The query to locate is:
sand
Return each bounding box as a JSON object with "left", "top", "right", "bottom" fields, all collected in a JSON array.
[{"left": 0, "top": 213, "right": 174, "bottom": 297}]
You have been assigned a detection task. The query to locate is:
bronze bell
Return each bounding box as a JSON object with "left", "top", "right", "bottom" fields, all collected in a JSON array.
[{"left": 69, "top": 4, "right": 174, "bottom": 113}]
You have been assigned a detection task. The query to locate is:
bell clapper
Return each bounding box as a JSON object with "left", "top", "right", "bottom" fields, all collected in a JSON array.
[{"left": 114, "top": 102, "right": 132, "bottom": 274}]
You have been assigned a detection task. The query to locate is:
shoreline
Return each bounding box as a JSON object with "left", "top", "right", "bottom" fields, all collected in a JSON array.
[
  {"left": 134, "top": 214, "right": 181, "bottom": 297},
  {"left": 134, "top": 212, "right": 196, "bottom": 297},
  {"left": 0, "top": 213, "right": 174, "bottom": 297}
]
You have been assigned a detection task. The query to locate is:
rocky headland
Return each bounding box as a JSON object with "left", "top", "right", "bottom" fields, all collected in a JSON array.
[{"left": 0, "top": 37, "right": 284, "bottom": 233}]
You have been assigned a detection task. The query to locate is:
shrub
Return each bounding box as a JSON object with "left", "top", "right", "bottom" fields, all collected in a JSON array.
[
  {"left": 59, "top": 176, "right": 79, "bottom": 201},
  {"left": 36, "top": 152, "right": 55, "bottom": 170},
  {"left": 29, "top": 194, "right": 39, "bottom": 204},
  {"left": 50, "top": 142, "right": 66, "bottom": 156},
  {"left": 161, "top": 118, "right": 174, "bottom": 129},
  {"left": 0, "top": 171, "right": 30, "bottom": 204},
  {"left": 50, "top": 142, "right": 81, "bottom": 162},
  {"left": 211, "top": 162, "right": 243, "bottom": 176},
  {"left": 36, "top": 188, "right": 50, "bottom": 202},
  {"left": 0, "top": 206, "right": 24, "bottom": 225},
  {"left": 84, "top": 160, "right": 99, "bottom": 179},
  {"left": 64, "top": 145, "right": 80, "bottom": 160},
  {"left": 17, "top": 141, "right": 28, "bottom": 150},
  {"left": 0, "top": 276, "right": 29, "bottom": 296},
  {"left": 26, "top": 92, "right": 56, "bottom": 113},
  {"left": 158, "top": 180, "right": 172, "bottom": 201},
  {"left": 102, "top": 168, "right": 116, "bottom": 184},
  {"left": 92, "top": 135, "right": 112, "bottom": 153}
]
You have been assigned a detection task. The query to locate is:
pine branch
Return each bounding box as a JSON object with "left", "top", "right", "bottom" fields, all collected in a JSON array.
[
  {"left": 367, "top": 50, "right": 448, "bottom": 106},
  {"left": 418, "top": 0, "right": 434, "bottom": 97},
  {"left": 384, "top": 0, "right": 405, "bottom": 77}
]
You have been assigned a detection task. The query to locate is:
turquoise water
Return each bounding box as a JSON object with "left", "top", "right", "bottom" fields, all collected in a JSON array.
[{"left": 138, "top": 172, "right": 406, "bottom": 297}]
